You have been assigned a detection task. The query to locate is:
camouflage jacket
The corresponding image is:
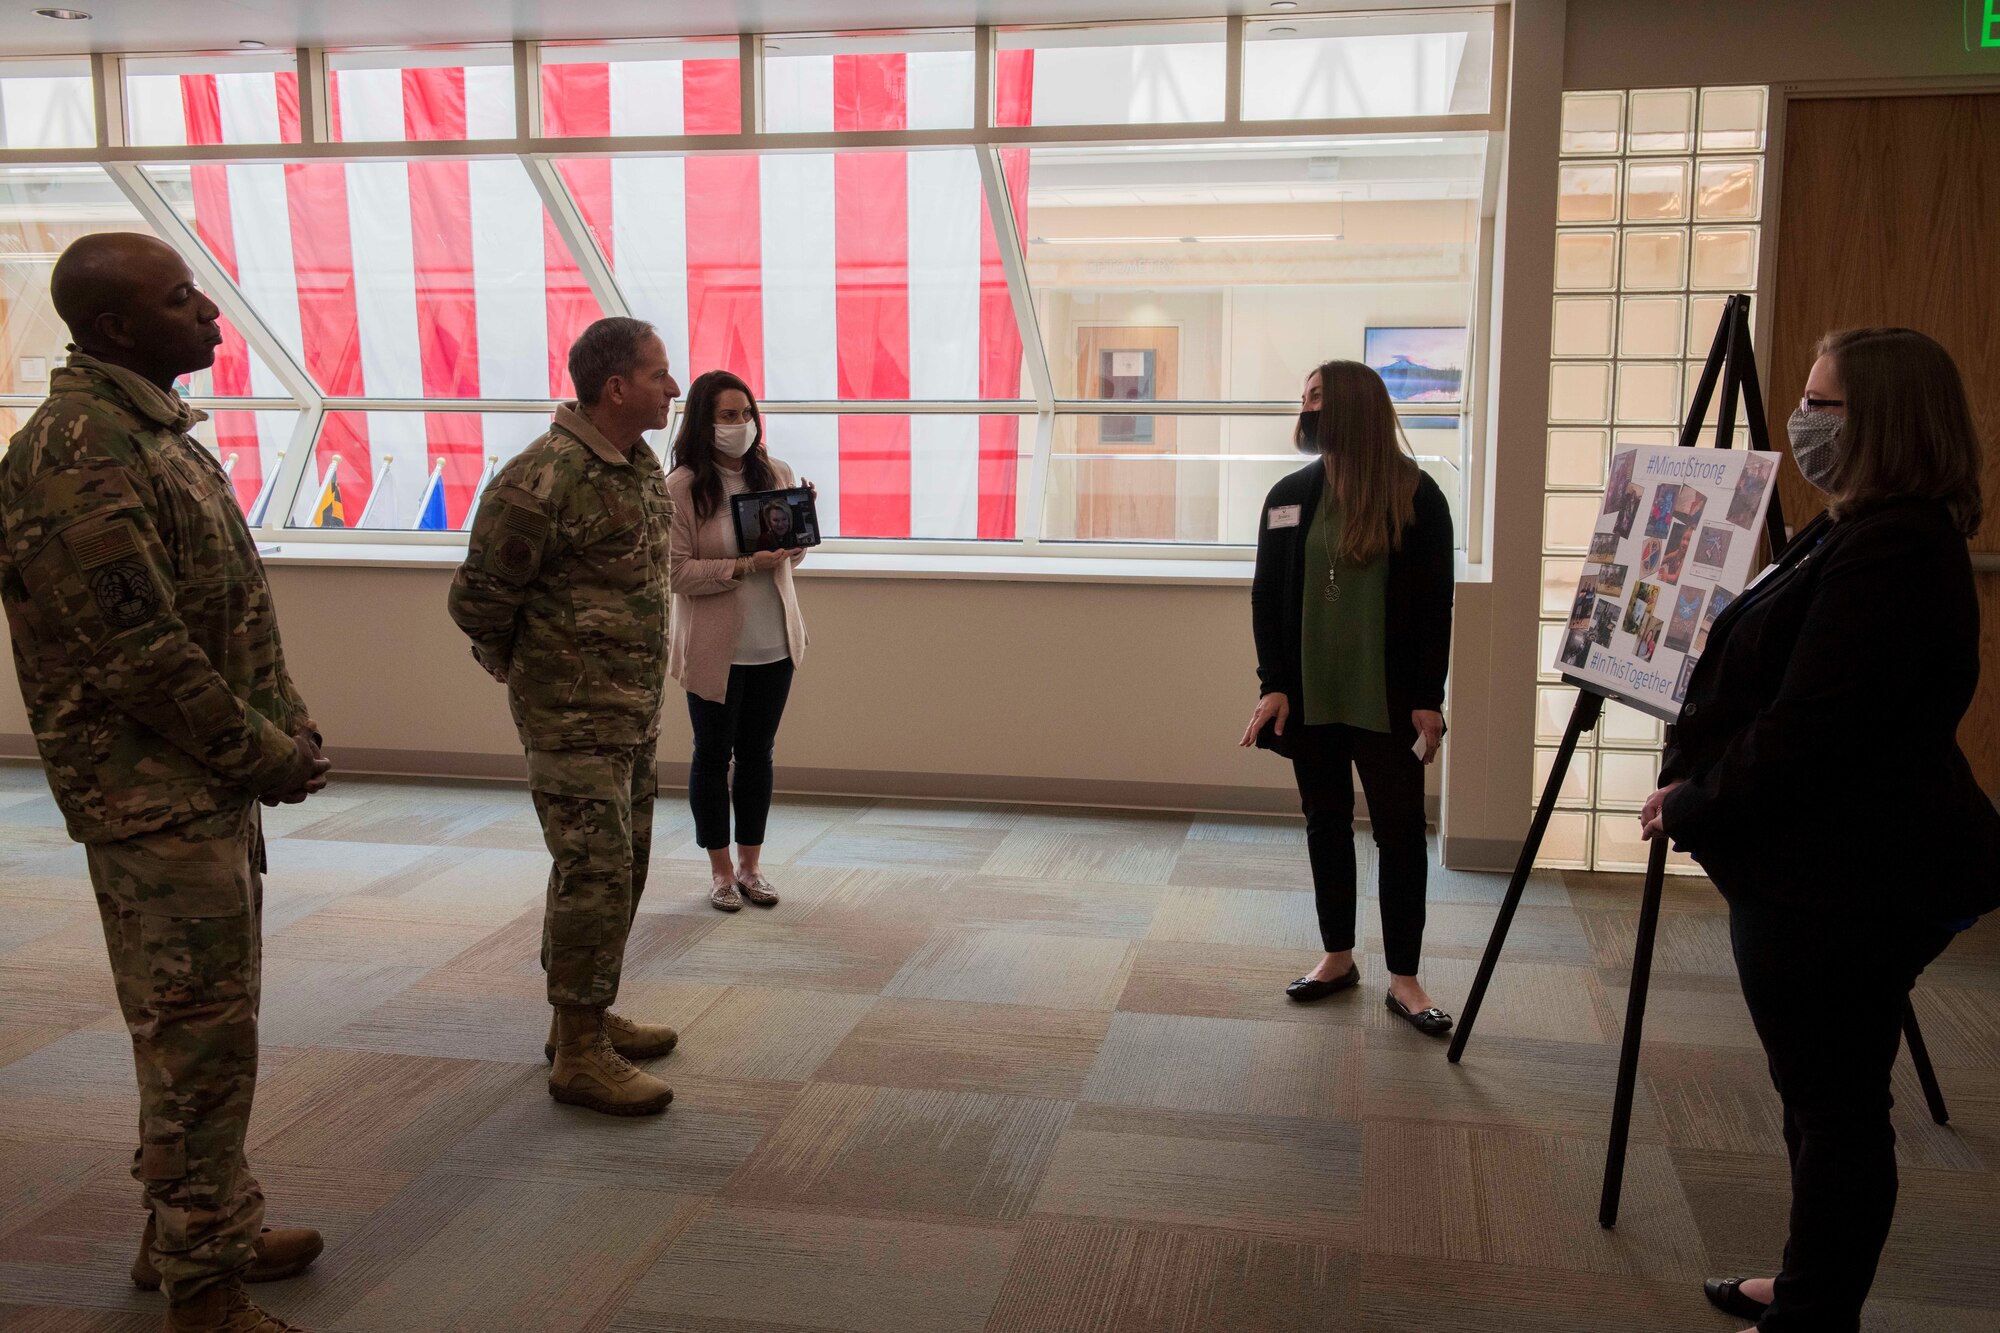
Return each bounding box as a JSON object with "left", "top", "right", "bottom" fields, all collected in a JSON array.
[
  {"left": 0, "top": 355, "right": 315, "bottom": 842},
  {"left": 448, "top": 405, "right": 673, "bottom": 751}
]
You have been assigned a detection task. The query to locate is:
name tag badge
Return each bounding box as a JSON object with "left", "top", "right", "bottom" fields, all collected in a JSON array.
[{"left": 1268, "top": 504, "right": 1302, "bottom": 530}]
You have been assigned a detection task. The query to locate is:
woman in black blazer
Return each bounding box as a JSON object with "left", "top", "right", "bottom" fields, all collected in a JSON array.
[
  {"left": 1239, "top": 360, "right": 1456, "bottom": 1034},
  {"left": 1642, "top": 329, "right": 1999, "bottom": 1332}
]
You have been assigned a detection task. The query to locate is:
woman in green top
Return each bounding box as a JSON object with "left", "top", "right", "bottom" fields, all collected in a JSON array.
[{"left": 1240, "top": 360, "right": 1457, "bottom": 1035}]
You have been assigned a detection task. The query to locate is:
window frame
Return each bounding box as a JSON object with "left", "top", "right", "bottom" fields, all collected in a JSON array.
[{"left": 0, "top": 16, "right": 1506, "bottom": 565}]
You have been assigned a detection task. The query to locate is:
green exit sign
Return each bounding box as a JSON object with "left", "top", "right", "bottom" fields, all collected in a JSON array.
[{"left": 1974, "top": 0, "right": 2000, "bottom": 48}]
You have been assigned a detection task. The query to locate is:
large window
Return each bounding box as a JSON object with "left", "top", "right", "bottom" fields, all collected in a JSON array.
[
  {"left": 1014, "top": 135, "right": 1482, "bottom": 543},
  {"left": 540, "top": 38, "right": 743, "bottom": 137},
  {"left": 554, "top": 148, "right": 1019, "bottom": 405},
  {"left": 995, "top": 22, "right": 1226, "bottom": 126},
  {"left": 0, "top": 164, "right": 294, "bottom": 514},
  {"left": 0, "top": 58, "right": 93, "bottom": 150},
  {"left": 0, "top": 14, "right": 1503, "bottom": 559},
  {"left": 1242, "top": 10, "right": 1494, "bottom": 120},
  {"left": 327, "top": 46, "right": 516, "bottom": 143},
  {"left": 124, "top": 51, "right": 303, "bottom": 147},
  {"left": 763, "top": 31, "right": 977, "bottom": 133}
]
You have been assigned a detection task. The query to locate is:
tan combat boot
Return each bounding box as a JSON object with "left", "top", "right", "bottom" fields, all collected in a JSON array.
[
  {"left": 134, "top": 1216, "right": 324, "bottom": 1291},
  {"left": 164, "top": 1279, "right": 308, "bottom": 1331},
  {"left": 547, "top": 1005, "right": 673, "bottom": 1115},
  {"left": 542, "top": 1009, "right": 679, "bottom": 1064}
]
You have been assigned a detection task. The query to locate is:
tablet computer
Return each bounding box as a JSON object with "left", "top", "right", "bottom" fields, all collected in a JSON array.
[{"left": 731, "top": 486, "right": 822, "bottom": 552}]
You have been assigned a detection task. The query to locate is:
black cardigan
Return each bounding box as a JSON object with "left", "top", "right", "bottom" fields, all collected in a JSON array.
[
  {"left": 1661, "top": 496, "right": 2000, "bottom": 921},
  {"left": 1250, "top": 460, "right": 1455, "bottom": 754}
]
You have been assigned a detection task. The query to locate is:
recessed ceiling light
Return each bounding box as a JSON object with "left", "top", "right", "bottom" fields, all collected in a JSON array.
[
  {"left": 1270, "top": 1, "right": 1300, "bottom": 9},
  {"left": 238, "top": 39, "right": 267, "bottom": 49},
  {"left": 1270, "top": 26, "right": 1298, "bottom": 36},
  {"left": 35, "top": 7, "right": 93, "bottom": 18}
]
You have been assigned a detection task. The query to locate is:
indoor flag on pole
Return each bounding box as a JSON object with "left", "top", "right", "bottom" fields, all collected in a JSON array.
[
  {"left": 311, "top": 456, "right": 345, "bottom": 529},
  {"left": 414, "top": 459, "right": 449, "bottom": 532}
]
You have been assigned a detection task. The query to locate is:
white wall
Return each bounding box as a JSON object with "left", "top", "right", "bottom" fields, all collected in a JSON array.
[{"left": 0, "top": 563, "right": 1338, "bottom": 813}]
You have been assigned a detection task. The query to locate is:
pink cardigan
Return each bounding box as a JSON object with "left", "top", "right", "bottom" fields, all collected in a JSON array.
[{"left": 664, "top": 458, "right": 809, "bottom": 704}]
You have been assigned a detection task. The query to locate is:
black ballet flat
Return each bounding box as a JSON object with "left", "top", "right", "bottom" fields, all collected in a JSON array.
[
  {"left": 1385, "top": 992, "right": 1454, "bottom": 1036},
  {"left": 1285, "top": 964, "right": 1360, "bottom": 1002},
  {"left": 1703, "top": 1277, "right": 1769, "bottom": 1321}
]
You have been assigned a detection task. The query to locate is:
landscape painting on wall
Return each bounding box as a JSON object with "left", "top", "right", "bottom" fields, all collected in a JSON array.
[{"left": 1364, "top": 326, "right": 1467, "bottom": 403}]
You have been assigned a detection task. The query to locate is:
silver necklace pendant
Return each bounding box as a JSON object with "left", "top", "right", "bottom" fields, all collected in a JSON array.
[{"left": 1324, "top": 576, "right": 1341, "bottom": 604}]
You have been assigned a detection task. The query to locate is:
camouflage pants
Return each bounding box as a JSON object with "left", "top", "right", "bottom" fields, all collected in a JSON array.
[
  {"left": 85, "top": 804, "right": 265, "bottom": 1304},
  {"left": 530, "top": 740, "right": 657, "bottom": 1007}
]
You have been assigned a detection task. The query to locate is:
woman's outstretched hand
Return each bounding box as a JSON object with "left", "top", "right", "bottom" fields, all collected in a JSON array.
[{"left": 1240, "top": 693, "right": 1289, "bottom": 747}]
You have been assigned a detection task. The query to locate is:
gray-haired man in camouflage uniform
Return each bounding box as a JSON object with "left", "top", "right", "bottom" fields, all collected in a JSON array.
[
  {"left": 0, "top": 234, "right": 330, "bottom": 1332},
  {"left": 449, "top": 317, "right": 681, "bottom": 1116}
]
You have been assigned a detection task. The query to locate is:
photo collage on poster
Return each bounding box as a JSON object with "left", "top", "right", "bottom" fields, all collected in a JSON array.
[{"left": 1555, "top": 445, "right": 1778, "bottom": 722}]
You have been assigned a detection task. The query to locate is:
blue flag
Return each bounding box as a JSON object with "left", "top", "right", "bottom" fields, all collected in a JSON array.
[{"left": 415, "top": 462, "right": 448, "bottom": 531}]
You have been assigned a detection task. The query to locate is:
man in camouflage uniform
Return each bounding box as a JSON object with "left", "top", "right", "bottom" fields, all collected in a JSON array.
[
  {"left": 0, "top": 234, "right": 330, "bottom": 1332},
  {"left": 449, "top": 317, "right": 680, "bottom": 1116}
]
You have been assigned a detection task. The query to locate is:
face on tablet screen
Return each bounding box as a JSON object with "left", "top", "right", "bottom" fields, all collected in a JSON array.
[
  {"left": 734, "top": 489, "right": 820, "bottom": 551},
  {"left": 758, "top": 502, "right": 793, "bottom": 549}
]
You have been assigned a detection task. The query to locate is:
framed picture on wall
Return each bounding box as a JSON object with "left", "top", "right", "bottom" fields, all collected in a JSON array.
[
  {"left": 1363, "top": 326, "right": 1467, "bottom": 403},
  {"left": 1096, "top": 347, "right": 1157, "bottom": 444}
]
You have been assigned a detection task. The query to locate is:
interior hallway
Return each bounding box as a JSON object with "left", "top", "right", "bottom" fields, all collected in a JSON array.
[{"left": 1, "top": 764, "right": 1995, "bottom": 1332}]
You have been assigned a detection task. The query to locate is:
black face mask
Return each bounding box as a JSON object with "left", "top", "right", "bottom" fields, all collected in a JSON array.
[{"left": 1295, "top": 408, "right": 1320, "bottom": 455}]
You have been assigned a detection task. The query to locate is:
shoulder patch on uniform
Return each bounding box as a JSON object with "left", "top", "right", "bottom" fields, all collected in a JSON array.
[
  {"left": 87, "top": 559, "right": 161, "bottom": 629},
  {"left": 494, "top": 534, "right": 535, "bottom": 579},
  {"left": 60, "top": 519, "right": 163, "bottom": 631},
  {"left": 491, "top": 502, "right": 549, "bottom": 580},
  {"left": 501, "top": 502, "right": 551, "bottom": 542},
  {"left": 64, "top": 519, "right": 141, "bottom": 571}
]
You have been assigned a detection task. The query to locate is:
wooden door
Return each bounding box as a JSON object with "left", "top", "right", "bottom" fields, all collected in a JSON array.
[
  {"left": 1074, "top": 325, "right": 1179, "bottom": 540},
  {"left": 1769, "top": 94, "right": 2000, "bottom": 790}
]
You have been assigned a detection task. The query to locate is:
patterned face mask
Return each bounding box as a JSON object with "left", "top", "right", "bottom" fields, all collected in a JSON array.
[{"left": 1786, "top": 407, "right": 1843, "bottom": 493}]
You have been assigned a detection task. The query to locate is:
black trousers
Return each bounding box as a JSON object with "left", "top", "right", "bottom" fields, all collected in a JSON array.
[
  {"left": 1289, "top": 723, "right": 1429, "bottom": 976},
  {"left": 686, "top": 659, "right": 794, "bottom": 851},
  {"left": 1727, "top": 893, "right": 1953, "bottom": 1332}
]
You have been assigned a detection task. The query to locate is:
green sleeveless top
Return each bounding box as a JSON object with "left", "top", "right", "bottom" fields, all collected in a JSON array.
[{"left": 1300, "top": 496, "right": 1392, "bottom": 731}]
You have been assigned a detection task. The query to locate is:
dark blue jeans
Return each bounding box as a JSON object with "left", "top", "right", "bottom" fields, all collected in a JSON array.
[{"left": 686, "top": 660, "right": 794, "bottom": 850}]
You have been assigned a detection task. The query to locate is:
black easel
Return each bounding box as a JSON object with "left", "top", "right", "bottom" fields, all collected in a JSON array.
[{"left": 1446, "top": 293, "right": 1950, "bottom": 1229}]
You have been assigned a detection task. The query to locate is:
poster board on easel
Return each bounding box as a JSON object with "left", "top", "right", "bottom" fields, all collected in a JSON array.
[{"left": 1550, "top": 443, "right": 1778, "bottom": 723}]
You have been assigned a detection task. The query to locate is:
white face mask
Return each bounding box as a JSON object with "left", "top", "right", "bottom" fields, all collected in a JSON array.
[{"left": 714, "top": 419, "right": 758, "bottom": 459}]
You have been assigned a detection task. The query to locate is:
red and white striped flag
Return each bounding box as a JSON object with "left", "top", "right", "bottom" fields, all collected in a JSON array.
[{"left": 149, "top": 51, "right": 1034, "bottom": 539}]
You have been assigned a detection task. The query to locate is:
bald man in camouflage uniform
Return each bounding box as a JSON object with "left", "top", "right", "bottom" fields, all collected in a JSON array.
[
  {"left": 449, "top": 317, "right": 681, "bottom": 1116},
  {"left": 0, "top": 234, "right": 329, "bottom": 1332}
]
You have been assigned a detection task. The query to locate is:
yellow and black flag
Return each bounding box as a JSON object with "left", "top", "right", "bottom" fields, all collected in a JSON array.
[{"left": 311, "top": 457, "right": 346, "bottom": 529}]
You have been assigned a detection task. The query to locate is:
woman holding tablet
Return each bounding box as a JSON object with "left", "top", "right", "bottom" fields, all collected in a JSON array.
[
  {"left": 665, "top": 371, "right": 809, "bottom": 913},
  {"left": 1240, "top": 359, "right": 1456, "bottom": 1034}
]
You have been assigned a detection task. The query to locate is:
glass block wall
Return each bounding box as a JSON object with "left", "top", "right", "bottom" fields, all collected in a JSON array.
[{"left": 1537, "top": 85, "right": 1768, "bottom": 871}]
